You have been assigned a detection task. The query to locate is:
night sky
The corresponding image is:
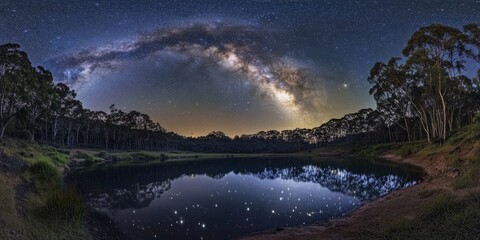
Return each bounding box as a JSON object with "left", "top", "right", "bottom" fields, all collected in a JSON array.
[{"left": 1, "top": 0, "right": 479, "bottom": 136}]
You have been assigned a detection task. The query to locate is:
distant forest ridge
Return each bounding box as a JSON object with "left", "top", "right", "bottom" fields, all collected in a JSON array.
[{"left": 0, "top": 23, "right": 479, "bottom": 152}]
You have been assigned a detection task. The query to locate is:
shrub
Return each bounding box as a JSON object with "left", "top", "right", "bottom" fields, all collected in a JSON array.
[
  {"left": 111, "top": 152, "right": 160, "bottom": 162},
  {"left": 131, "top": 152, "right": 158, "bottom": 161},
  {"left": 30, "top": 160, "right": 61, "bottom": 187},
  {"left": 74, "top": 151, "right": 93, "bottom": 159},
  {"left": 95, "top": 151, "right": 109, "bottom": 159},
  {"left": 44, "top": 187, "right": 85, "bottom": 222}
]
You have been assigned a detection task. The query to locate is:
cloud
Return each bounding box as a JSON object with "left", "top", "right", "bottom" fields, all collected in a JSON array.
[{"left": 52, "top": 23, "right": 326, "bottom": 121}]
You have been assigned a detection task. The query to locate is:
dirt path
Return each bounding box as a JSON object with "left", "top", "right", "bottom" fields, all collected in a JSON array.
[
  {"left": 14, "top": 179, "right": 34, "bottom": 217},
  {"left": 241, "top": 154, "right": 455, "bottom": 240},
  {"left": 0, "top": 152, "right": 27, "bottom": 174},
  {"left": 0, "top": 151, "right": 33, "bottom": 218}
]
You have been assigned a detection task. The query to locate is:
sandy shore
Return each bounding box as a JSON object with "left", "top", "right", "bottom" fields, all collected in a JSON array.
[{"left": 241, "top": 153, "right": 456, "bottom": 240}]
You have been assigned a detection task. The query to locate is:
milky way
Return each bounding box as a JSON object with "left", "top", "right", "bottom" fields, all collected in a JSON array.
[
  {"left": 54, "top": 23, "right": 325, "bottom": 121},
  {"left": 2, "top": 0, "right": 478, "bottom": 135}
]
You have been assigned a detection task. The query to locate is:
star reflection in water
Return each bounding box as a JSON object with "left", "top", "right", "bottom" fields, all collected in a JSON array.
[{"left": 70, "top": 157, "right": 422, "bottom": 240}]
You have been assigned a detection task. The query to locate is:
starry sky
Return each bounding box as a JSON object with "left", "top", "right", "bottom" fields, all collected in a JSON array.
[{"left": 1, "top": 0, "right": 479, "bottom": 136}]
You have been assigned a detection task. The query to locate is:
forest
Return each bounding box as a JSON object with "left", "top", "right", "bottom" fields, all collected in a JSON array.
[{"left": 1, "top": 23, "right": 479, "bottom": 153}]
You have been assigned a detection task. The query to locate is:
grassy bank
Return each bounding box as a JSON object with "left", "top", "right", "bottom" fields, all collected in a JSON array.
[
  {"left": 68, "top": 148, "right": 323, "bottom": 167},
  {"left": 352, "top": 123, "right": 480, "bottom": 240},
  {"left": 3, "top": 124, "right": 479, "bottom": 240},
  {"left": 242, "top": 124, "right": 480, "bottom": 240},
  {"left": 0, "top": 139, "right": 324, "bottom": 239},
  {"left": 0, "top": 139, "right": 88, "bottom": 240},
  {"left": 358, "top": 192, "right": 480, "bottom": 240}
]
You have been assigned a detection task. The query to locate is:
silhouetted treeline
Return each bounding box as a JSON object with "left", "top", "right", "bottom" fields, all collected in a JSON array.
[
  {"left": 0, "top": 44, "right": 308, "bottom": 152},
  {"left": 332, "top": 23, "right": 480, "bottom": 145},
  {"left": 1, "top": 23, "right": 479, "bottom": 153},
  {"left": 242, "top": 23, "right": 480, "bottom": 146}
]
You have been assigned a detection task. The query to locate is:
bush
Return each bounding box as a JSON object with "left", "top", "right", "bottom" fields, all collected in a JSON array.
[
  {"left": 74, "top": 151, "right": 93, "bottom": 159},
  {"left": 44, "top": 187, "right": 85, "bottom": 222},
  {"left": 111, "top": 152, "right": 162, "bottom": 162},
  {"left": 30, "top": 160, "right": 61, "bottom": 187},
  {"left": 130, "top": 152, "right": 158, "bottom": 161},
  {"left": 95, "top": 151, "right": 109, "bottom": 159}
]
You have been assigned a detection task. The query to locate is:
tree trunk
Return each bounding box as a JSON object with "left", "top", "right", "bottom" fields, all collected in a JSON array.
[{"left": 439, "top": 89, "right": 447, "bottom": 143}]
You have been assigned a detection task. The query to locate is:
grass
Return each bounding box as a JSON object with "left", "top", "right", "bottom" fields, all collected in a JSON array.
[
  {"left": 1, "top": 123, "right": 478, "bottom": 239},
  {"left": 357, "top": 192, "right": 480, "bottom": 240},
  {"left": 0, "top": 138, "right": 69, "bottom": 166},
  {"left": 29, "top": 160, "right": 62, "bottom": 188},
  {"left": 43, "top": 187, "right": 85, "bottom": 222},
  {"left": 22, "top": 186, "right": 87, "bottom": 240},
  {"left": 70, "top": 148, "right": 315, "bottom": 167},
  {"left": 354, "top": 123, "right": 480, "bottom": 240},
  {"left": 1, "top": 173, "right": 87, "bottom": 240},
  {"left": 0, "top": 138, "right": 88, "bottom": 240},
  {"left": 110, "top": 151, "right": 167, "bottom": 162},
  {"left": 353, "top": 140, "right": 443, "bottom": 160},
  {"left": 353, "top": 125, "right": 480, "bottom": 191},
  {"left": 452, "top": 155, "right": 480, "bottom": 189},
  {"left": 71, "top": 150, "right": 104, "bottom": 165},
  {"left": 448, "top": 126, "right": 480, "bottom": 189},
  {"left": 355, "top": 123, "right": 480, "bottom": 160},
  {"left": 21, "top": 216, "right": 88, "bottom": 240},
  {"left": 446, "top": 124, "right": 480, "bottom": 145}
]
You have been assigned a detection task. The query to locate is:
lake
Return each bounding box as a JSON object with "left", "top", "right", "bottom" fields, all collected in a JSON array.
[{"left": 69, "top": 156, "right": 423, "bottom": 240}]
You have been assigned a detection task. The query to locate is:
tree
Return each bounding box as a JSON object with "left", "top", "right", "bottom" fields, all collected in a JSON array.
[
  {"left": 0, "top": 44, "right": 37, "bottom": 139},
  {"left": 402, "top": 24, "right": 479, "bottom": 143},
  {"left": 23, "top": 67, "right": 55, "bottom": 141}
]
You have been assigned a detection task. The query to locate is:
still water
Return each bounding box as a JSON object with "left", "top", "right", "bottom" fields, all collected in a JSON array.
[{"left": 70, "top": 157, "right": 423, "bottom": 240}]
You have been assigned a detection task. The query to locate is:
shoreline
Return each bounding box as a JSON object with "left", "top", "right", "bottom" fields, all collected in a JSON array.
[
  {"left": 241, "top": 152, "right": 453, "bottom": 240},
  {"left": 86, "top": 208, "right": 128, "bottom": 240},
  {"left": 76, "top": 151, "right": 344, "bottom": 240},
  {"left": 81, "top": 151, "right": 425, "bottom": 240}
]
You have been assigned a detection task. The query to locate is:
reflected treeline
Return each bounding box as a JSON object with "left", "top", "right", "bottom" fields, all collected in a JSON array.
[
  {"left": 69, "top": 157, "right": 423, "bottom": 209},
  {"left": 252, "top": 166, "right": 417, "bottom": 200},
  {"left": 86, "top": 180, "right": 172, "bottom": 209}
]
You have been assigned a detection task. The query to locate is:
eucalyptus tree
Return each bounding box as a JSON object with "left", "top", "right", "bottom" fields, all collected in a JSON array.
[
  {"left": 402, "top": 24, "right": 480, "bottom": 142},
  {"left": 50, "top": 83, "right": 79, "bottom": 144},
  {"left": 0, "top": 44, "right": 34, "bottom": 139},
  {"left": 368, "top": 58, "right": 416, "bottom": 141},
  {"left": 23, "top": 67, "right": 54, "bottom": 141}
]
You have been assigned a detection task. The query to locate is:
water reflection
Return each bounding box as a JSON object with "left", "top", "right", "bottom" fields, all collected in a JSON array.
[{"left": 70, "top": 157, "right": 422, "bottom": 240}]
